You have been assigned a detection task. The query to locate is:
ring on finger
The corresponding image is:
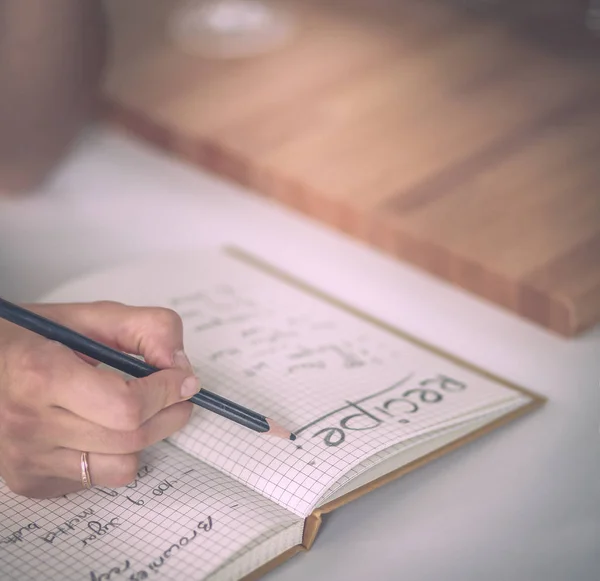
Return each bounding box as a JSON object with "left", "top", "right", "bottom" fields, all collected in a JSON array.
[{"left": 80, "top": 451, "right": 93, "bottom": 489}]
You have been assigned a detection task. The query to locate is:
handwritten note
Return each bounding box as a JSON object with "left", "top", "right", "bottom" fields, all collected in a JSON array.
[
  {"left": 30, "top": 249, "right": 530, "bottom": 519},
  {"left": 129, "top": 253, "right": 529, "bottom": 517},
  {"left": 0, "top": 441, "right": 302, "bottom": 581}
]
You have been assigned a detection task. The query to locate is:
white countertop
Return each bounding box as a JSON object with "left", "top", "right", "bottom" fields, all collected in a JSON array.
[{"left": 1, "top": 126, "right": 598, "bottom": 581}]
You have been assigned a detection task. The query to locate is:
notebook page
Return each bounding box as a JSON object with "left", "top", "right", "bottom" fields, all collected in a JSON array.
[
  {"left": 318, "top": 394, "right": 530, "bottom": 505},
  {"left": 0, "top": 441, "right": 302, "bottom": 581},
  {"left": 41, "top": 249, "right": 531, "bottom": 518}
]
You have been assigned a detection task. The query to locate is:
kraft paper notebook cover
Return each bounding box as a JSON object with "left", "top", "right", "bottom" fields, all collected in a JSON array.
[{"left": 0, "top": 247, "right": 545, "bottom": 581}]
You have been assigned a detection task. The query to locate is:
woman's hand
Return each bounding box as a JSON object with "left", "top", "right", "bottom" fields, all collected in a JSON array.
[{"left": 0, "top": 301, "right": 199, "bottom": 498}]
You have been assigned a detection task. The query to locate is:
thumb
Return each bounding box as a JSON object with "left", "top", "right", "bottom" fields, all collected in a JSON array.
[{"left": 126, "top": 368, "right": 201, "bottom": 425}]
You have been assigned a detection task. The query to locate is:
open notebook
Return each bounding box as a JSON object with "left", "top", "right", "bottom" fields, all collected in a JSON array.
[{"left": 0, "top": 247, "right": 545, "bottom": 581}]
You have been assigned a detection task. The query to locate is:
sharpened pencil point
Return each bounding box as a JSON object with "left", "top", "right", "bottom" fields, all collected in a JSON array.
[
  {"left": 289, "top": 433, "right": 297, "bottom": 441},
  {"left": 265, "top": 417, "right": 294, "bottom": 440}
]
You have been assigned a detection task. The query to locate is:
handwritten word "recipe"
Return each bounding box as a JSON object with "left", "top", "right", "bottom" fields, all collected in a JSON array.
[{"left": 295, "top": 374, "right": 467, "bottom": 447}]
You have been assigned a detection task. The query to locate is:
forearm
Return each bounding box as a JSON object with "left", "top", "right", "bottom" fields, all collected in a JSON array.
[{"left": 0, "top": 0, "right": 107, "bottom": 192}]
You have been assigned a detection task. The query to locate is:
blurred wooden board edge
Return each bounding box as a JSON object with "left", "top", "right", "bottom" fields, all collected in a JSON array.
[
  {"left": 101, "top": 98, "right": 599, "bottom": 339},
  {"left": 97, "top": 0, "right": 600, "bottom": 339}
]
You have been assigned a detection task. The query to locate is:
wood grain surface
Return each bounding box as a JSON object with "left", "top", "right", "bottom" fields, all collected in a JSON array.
[{"left": 101, "top": 0, "right": 600, "bottom": 337}]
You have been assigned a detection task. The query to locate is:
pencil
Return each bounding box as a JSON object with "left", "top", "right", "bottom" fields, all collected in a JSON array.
[{"left": 0, "top": 297, "right": 295, "bottom": 440}]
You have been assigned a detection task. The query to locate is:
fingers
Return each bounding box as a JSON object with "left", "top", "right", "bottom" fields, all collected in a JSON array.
[
  {"left": 1, "top": 376, "right": 194, "bottom": 498},
  {"left": 2, "top": 475, "right": 83, "bottom": 500},
  {"left": 47, "top": 449, "right": 143, "bottom": 490},
  {"left": 49, "top": 359, "right": 199, "bottom": 430},
  {"left": 48, "top": 400, "right": 194, "bottom": 454},
  {"left": 1, "top": 401, "right": 193, "bottom": 496},
  {"left": 1, "top": 301, "right": 202, "bottom": 499},
  {"left": 28, "top": 301, "right": 194, "bottom": 371},
  {"left": 4, "top": 450, "right": 143, "bottom": 496}
]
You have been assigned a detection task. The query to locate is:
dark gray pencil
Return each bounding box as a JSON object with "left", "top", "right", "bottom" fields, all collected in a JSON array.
[{"left": 0, "top": 297, "right": 295, "bottom": 440}]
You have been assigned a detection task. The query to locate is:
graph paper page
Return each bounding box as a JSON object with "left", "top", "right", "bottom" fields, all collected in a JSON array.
[
  {"left": 0, "top": 441, "right": 302, "bottom": 581},
  {"left": 42, "top": 249, "right": 532, "bottom": 518}
]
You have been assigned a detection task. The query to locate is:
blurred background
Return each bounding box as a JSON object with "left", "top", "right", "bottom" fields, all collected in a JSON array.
[
  {"left": 1, "top": 0, "right": 599, "bottom": 338},
  {"left": 102, "top": 0, "right": 600, "bottom": 339}
]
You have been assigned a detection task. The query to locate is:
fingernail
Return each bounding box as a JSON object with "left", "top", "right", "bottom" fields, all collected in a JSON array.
[
  {"left": 173, "top": 350, "right": 193, "bottom": 372},
  {"left": 181, "top": 376, "right": 201, "bottom": 399}
]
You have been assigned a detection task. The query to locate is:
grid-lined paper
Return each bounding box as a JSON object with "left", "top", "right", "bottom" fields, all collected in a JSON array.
[
  {"left": 40, "top": 250, "right": 531, "bottom": 518},
  {"left": 0, "top": 441, "right": 302, "bottom": 581},
  {"left": 318, "top": 394, "right": 531, "bottom": 504}
]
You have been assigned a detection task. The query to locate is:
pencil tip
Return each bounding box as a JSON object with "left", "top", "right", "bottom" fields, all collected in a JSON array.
[
  {"left": 265, "top": 417, "right": 294, "bottom": 440},
  {"left": 289, "top": 433, "right": 297, "bottom": 441}
]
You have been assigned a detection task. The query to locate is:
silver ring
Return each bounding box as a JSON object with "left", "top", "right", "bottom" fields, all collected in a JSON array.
[{"left": 80, "top": 452, "right": 92, "bottom": 489}]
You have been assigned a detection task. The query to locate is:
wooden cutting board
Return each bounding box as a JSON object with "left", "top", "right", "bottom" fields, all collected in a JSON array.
[{"left": 101, "top": 0, "right": 600, "bottom": 337}]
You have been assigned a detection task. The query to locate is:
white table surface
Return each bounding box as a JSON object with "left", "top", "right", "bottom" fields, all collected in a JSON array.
[{"left": 1, "top": 127, "right": 598, "bottom": 581}]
